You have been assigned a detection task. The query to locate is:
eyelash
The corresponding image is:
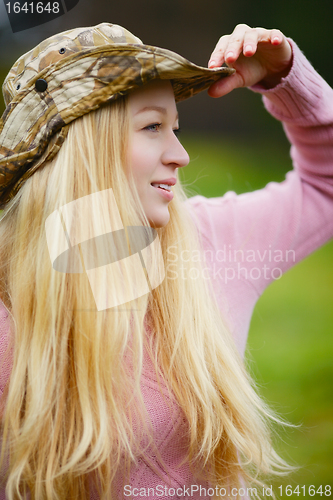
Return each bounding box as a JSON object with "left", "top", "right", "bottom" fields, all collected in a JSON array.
[
  {"left": 144, "top": 123, "right": 181, "bottom": 137},
  {"left": 145, "top": 123, "right": 161, "bottom": 132}
]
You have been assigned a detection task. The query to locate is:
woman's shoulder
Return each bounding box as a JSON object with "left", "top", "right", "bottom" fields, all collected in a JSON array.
[
  {"left": 184, "top": 191, "right": 239, "bottom": 244},
  {"left": 0, "top": 300, "right": 12, "bottom": 398},
  {"left": 0, "top": 300, "right": 9, "bottom": 333}
]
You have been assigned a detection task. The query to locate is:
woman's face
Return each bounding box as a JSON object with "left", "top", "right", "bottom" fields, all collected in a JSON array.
[{"left": 128, "top": 80, "right": 190, "bottom": 228}]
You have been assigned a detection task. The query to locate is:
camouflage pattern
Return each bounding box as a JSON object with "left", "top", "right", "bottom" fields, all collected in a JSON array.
[{"left": 0, "top": 23, "right": 235, "bottom": 209}]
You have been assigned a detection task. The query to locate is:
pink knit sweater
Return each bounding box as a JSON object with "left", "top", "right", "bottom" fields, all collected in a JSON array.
[{"left": 0, "top": 39, "right": 332, "bottom": 499}]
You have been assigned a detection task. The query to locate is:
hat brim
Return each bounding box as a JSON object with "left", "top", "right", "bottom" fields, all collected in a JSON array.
[{"left": 0, "top": 43, "right": 235, "bottom": 208}]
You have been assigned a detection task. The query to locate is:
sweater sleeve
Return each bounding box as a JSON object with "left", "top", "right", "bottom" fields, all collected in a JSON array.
[{"left": 185, "top": 38, "right": 333, "bottom": 300}]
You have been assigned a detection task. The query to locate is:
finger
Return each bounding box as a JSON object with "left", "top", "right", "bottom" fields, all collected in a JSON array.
[
  {"left": 270, "top": 29, "right": 284, "bottom": 46},
  {"left": 208, "top": 25, "right": 283, "bottom": 68},
  {"left": 208, "top": 35, "right": 231, "bottom": 68},
  {"left": 220, "top": 24, "right": 253, "bottom": 65},
  {"left": 254, "top": 27, "right": 285, "bottom": 48},
  {"left": 242, "top": 29, "right": 259, "bottom": 57},
  {"left": 208, "top": 23, "right": 251, "bottom": 68},
  {"left": 207, "top": 72, "right": 244, "bottom": 98}
]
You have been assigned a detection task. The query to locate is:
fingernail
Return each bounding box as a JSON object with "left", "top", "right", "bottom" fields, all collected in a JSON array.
[
  {"left": 226, "top": 52, "right": 234, "bottom": 60},
  {"left": 245, "top": 45, "right": 252, "bottom": 53},
  {"left": 208, "top": 60, "right": 216, "bottom": 67},
  {"left": 273, "top": 37, "right": 280, "bottom": 44}
]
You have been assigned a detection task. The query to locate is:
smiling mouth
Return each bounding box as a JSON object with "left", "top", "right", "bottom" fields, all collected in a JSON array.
[
  {"left": 150, "top": 183, "right": 174, "bottom": 200},
  {"left": 150, "top": 183, "right": 171, "bottom": 192}
]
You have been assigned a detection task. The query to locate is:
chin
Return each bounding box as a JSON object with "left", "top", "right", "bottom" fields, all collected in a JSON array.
[{"left": 148, "top": 212, "right": 170, "bottom": 228}]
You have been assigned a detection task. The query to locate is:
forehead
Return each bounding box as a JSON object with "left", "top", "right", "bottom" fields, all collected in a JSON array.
[{"left": 127, "top": 80, "right": 177, "bottom": 115}]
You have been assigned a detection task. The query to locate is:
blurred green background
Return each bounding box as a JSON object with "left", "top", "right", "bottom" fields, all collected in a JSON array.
[
  {"left": 178, "top": 132, "right": 333, "bottom": 496},
  {"left": 0, "top": 0, "right": 332, "bottom": 496}
]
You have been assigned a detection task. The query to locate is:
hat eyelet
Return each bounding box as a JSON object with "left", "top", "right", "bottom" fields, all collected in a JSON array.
[
  {"left": 16, "top": 83, "right": 21, "bottom": 90},
  {"left": 35, "top": 79, "right": 48, "bottom": 93},
  {"left": 59, "top": 47, "right": 66, "bottom": 54}
]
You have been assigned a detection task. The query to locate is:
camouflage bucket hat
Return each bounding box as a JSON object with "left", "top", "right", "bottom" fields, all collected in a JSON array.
[{"left": 0, "top": 22, "right": 235, "bottom": 209}]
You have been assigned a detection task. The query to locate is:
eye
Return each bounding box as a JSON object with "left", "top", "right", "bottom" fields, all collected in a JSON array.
[
  {"left": 173, "top": 127, "right": 181, "bottom": 137},
  {"left": 144, "top": 123, "right": 161, "bottom": 132}
]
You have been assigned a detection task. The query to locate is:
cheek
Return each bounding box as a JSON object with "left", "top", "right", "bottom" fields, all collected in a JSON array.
[{"left": 130, "top": 141, "right": 156, "bottom": 179}]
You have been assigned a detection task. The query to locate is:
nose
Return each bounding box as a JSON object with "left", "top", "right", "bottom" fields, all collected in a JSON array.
[{"left": 161, "top": 132, "right": 190, "bottom": 169}]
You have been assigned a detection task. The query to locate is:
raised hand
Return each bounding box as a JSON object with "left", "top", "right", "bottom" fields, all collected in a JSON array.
[{"left": 207, "top": 24, "right": 293, "bottom": 97}]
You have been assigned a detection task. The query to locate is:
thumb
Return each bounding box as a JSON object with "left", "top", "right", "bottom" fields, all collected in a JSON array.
[{"left": 208, "top": 72, "right": 240, "bottom": 98}]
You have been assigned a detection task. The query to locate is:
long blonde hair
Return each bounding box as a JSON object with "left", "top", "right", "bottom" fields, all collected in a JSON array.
[{"left": 0, "top": 94, "right": 293, "bottom": 499}]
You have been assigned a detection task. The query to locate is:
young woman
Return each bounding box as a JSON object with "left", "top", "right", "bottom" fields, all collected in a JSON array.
[{"left": 0, "top": 22, "right": 332, "bottom": 500}]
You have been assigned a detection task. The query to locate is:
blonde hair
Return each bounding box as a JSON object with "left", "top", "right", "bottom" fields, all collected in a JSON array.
[{"left": 0, "top": 94, "right": 293, "bottom": 499}]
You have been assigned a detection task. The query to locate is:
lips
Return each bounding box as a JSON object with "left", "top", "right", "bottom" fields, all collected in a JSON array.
[
  {"left": 150, "top": 177, "right": 177, "bottom": 186},
  {"left": 151, "top": 183, "right": 171, "bottom": 191},
  {"left": 151, "top": 183, "right": 174, "bottom": 201}
]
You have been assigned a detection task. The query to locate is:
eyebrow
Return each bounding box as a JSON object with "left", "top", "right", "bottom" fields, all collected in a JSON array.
[{"left": 135, "top": 106, "right": 178, "bottom": 120}]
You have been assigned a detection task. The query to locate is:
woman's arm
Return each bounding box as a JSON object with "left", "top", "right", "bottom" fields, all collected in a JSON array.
[
  {"left": 187, "top": 26, "right": 333, "bottom": 297},
  {"left": 184, "top": 29, "right": 333, "bottom": 350}
]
